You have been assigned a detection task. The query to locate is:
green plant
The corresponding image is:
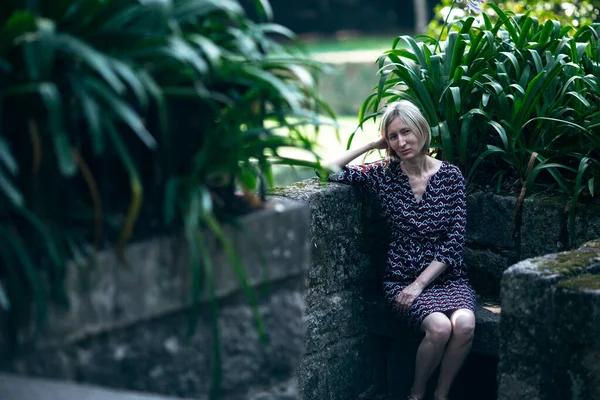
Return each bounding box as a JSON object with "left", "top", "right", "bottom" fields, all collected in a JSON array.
[
  {"left": 357, "top": 3, "right": 600, "bottom": 250},
  {"left": 0, "top": 0, "right": 333, "bottom": 394},
  {"left": 428, "top": 0, "right": 600, "bottom": 39}
]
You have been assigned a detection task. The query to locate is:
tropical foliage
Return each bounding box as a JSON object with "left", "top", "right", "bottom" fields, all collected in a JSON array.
[
  {"left": 0, "top": 0, "right": 330, "bottom": 372},
  {"left": 359, "top": 4, "right": 600, "bottom": 248},
  {"left": 428, "top": 0, "right": 600, "bottom": 37}
]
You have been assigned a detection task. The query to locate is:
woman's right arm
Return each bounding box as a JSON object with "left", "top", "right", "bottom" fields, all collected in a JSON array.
[{"left": 324, "top": 136, "right": 387, "bottom": 170}]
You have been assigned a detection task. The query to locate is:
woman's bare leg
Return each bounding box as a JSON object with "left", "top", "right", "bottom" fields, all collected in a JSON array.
[
  {"left": 410, "top": 312, "right": 452, "bottom": 399},
  {"left": 433, "top": 309, "right": 475, "bottom": 400}
]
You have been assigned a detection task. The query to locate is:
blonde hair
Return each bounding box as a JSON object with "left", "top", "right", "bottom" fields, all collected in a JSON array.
[{"left": 379, "top": 100, "right": 431, "bottom": 160}]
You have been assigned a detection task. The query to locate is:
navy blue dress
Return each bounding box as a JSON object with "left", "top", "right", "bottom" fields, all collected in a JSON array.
[{"left": 330, "top": 159, "right": 476, "bottom": 328}]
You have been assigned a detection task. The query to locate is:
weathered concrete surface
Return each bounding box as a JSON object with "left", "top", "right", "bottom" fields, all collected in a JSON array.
[
  {"left": 498, "top": 241, "right": 600, "bottom": 400},
  {"left": 463, "top": 247, "right": 518, "bottom": 298},
  {"left": 274, "top": 180, "right": 373, "bottom": 400},
  {"left": 466, "top": 192, "right": 517, "bottom": 250},
  {"left": 0, "top": 373, "right": 194, "bottom": 400},
  {"left": 276, "top": 177, "right": 600, "bottom": 400},
  {"left": 0, "top": 199, "right": 310, "bottom": 400}
]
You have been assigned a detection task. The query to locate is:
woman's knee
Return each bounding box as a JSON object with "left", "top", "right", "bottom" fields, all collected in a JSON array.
[
  {"left": 451, "top": 310, "right": 475, "bottom": 341},
  {"left": 422, "top": 313, "right": 452, "bottom": 344}
]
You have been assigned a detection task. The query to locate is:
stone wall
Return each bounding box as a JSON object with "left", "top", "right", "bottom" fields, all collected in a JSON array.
[
  {"left": 274, "top": 178, "right": 600, "bottom": 400},
  {"left": 499, "top": 241, "right": 600, "bottom": 400},
  {"left": 274, "top": 180, "right": 374, "bottom": 400},
  {"left": 0, "top": 200, "right": 310, "bottom": 400}
]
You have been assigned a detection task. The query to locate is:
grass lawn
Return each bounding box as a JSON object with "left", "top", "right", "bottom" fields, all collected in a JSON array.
[{"left": 299, "top": 35, "right": 395, "bottom": 54}]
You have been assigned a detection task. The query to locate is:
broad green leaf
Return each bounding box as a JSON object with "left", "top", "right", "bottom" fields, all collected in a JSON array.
[
  {"left": 459, "top": 114, "right": 472, "bottom": 167},
  {"left": 254, "top": 0, "right": 273, "bottom": 21},
  {"left": 52, "top": 33, "right": 125, "bottom": 94},
  {"left": 39, "top": 83, "right": 76, "bottom": 176},
  {"left": 487, "top": 120, "right": 508, "bottom": 150},
  {"left": 0, "top": 136, "right": 18, "bottom": 174},
  {"left": 110, "top": 59, "right": 149, "bottom": 109},
  {"left": 68, "top": 76, "right": 103, "bottom": 154},
  {"left": 467, "top": 145, "right": 505, "bottom": 180},
  {"left": 449, "top": 86, "right": 461, "bottom": 113},
  {"left": 0, "top": 169, "right": 23, "bottom": 206},
  {"left": 0, "top": 281, "right": 9, "bottom": 311},
  {"left": 85, "top": 77, "right": 157, "bottom": 149}
]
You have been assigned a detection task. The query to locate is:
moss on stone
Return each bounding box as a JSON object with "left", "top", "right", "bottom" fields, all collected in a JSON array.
[
  {"left": 558, "top": 274, "right": 600, "bottom": 291},
  {"left": 583, "top": 239, "right": 600, "bottom": 249},
  {"left": 540, "top": 249, "right": 599, "bottom": 275},
  {"left": 270, "top": 179, "right": 321, "bottom": 196}
]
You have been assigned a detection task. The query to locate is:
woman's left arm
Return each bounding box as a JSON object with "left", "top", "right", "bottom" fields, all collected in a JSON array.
[
  {"left": 396, "top": 170, "right": 467, "bottom": 311},
  {"left": 432, "top": 169, "right": 467, "bottom": 271}
]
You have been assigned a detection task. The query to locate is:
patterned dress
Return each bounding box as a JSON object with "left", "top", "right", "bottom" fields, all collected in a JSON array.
[{"left": 331, "top": 159, "right": 476, "bottom": 328}]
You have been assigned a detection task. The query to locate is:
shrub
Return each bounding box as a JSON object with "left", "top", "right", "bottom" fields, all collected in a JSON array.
[
  {"left": 359, "top": 4, "right": 600, "bottom": 247},
  {"left": 0, "top": 0, "right": 332, "bottom": 361}
]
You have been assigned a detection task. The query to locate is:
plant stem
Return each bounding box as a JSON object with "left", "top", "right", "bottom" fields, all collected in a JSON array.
[{"left": 434, "top": 0, "right": 457, "bottom": 54}]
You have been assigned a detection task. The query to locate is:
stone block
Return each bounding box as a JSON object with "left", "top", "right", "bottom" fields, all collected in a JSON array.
[
  {"left": 552, "top": 275, "right": 600, "bottom": 400},
  {"left": 303, "top": 290, "right": 366, "bottom": 356},
  {"left": 466, "top": 191, "right": 517, "bottom": 249},
  {"left": 276, "top": 181, "right": 373, "bottom": 291},
  {"left": 498, "top": 244, "right": 600, "bottom": 400},
  {"left": 296, "top": 336, "right": 371, "bottom": 400},
  {"left": 385, "top": 338, "right": 416, "bottom": 399},
  {"left": 247, "top": 378, "right": 300, "bottom": 400},
  {"left": 572, "top": 203, "right": 600, "bottom": 248},
  {"left": 0, "top": 373, "right": 194, "bottom": 400},
  {"left": 520, "top": 196, "right": 565, "bottom": 259},
  {"left": 499, "top": 262, "right": 558, "bottom": 363},
  {"left": 464, "top": 247, "right": 517, "bottom": 298}
]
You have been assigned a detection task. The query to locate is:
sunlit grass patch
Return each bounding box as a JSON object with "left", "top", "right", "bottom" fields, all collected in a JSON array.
[
  {"left": 300, "top": 35, "right": 398, "bottom": 54},
  {"left": 265, "top": 115, "right": 385, "bottom": 186}
]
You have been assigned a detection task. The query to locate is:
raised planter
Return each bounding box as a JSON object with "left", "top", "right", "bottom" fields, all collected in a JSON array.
[{"left": 0, "top": 199, "right": 310, "bottom": 400}]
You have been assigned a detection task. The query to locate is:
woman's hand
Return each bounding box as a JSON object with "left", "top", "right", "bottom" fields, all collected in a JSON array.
[
  {"left": 396, "top": 282, "right": 424, "bottom": 312},
  {"left": 372, "top": 136, "right": 387, "bottom": 150}
]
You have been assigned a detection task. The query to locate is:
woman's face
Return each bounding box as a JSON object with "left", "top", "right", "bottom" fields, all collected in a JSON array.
[{"left": 386, "top": 117, "right": 421, "bottom": 161}]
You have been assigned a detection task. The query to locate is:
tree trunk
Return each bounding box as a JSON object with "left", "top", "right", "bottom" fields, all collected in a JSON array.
[{"left": 413, "top": 0, "right": 428, "bottom": 34}]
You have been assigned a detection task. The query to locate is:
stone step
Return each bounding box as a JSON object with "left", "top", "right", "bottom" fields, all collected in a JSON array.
[
  {"left": 0, "top": 373, "right": 193, "bottom": 400},
  {"left": 364, "top": 296, "right": 501, "bottom": 356}
]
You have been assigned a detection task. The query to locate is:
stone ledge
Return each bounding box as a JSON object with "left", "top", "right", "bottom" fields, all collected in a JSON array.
[
  {"left": 0, "top": 373, "right": 193, "bottom": 400},
  {"left": 364, "top": 297, "right": 500, "bottom": 356}
]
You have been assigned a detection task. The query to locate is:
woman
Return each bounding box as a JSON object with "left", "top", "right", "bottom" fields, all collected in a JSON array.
[{"left": 325, "top": 100, "right": 476, "bottom": 400}]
